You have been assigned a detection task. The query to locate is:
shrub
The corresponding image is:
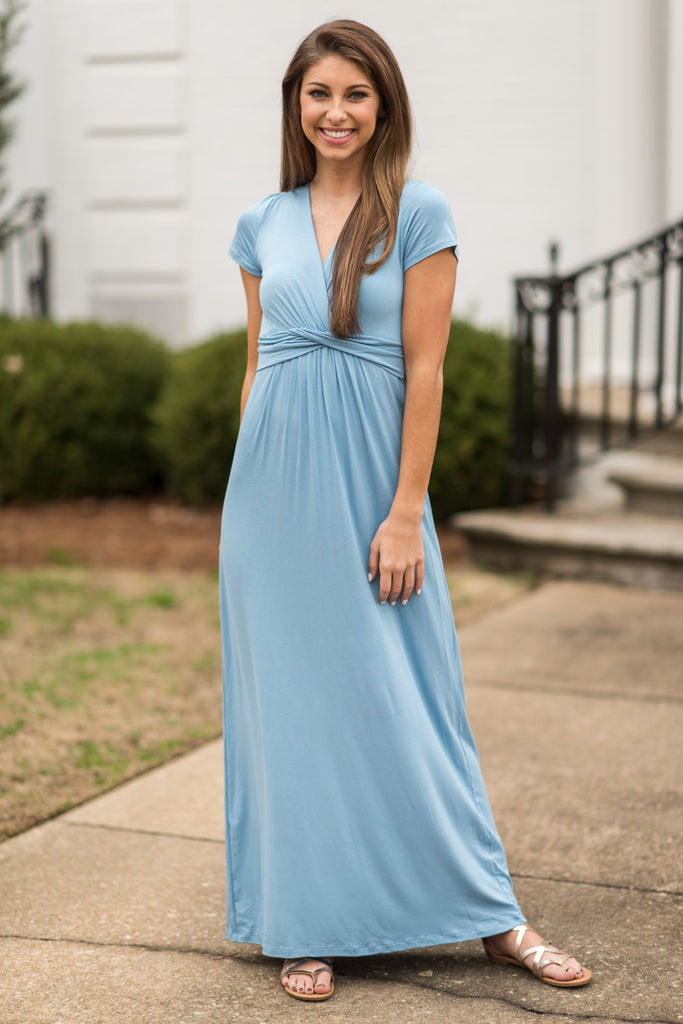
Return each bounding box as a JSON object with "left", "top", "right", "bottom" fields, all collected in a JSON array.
[
  {"left": 152, "top": 330, "right": 246, "bottom": 504},
  {"left": 0, "top": 319, "right": 169, "bottom": 500},
  {"left": 430, "top": 318, "right": 511, "bottom": 518}
]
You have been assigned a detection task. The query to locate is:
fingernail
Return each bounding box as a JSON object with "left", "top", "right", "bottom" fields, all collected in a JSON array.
[
  {"left": 390, "top": 600, "right": 396, "bottom": 607},
  {"left": 416, "top": 588, "right": 422, "bottom": 595},
  {"left": 401, "top": 599, "right": 408, "bottom": 606},
  {"left": 380, "top": 599, "right": 386, "bottom": 605},
  {"left": 368, "top": 573, "right": 372, "bottom": 582}
]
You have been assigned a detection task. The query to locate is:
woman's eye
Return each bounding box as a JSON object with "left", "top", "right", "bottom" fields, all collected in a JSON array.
[
  {"left": 349, "top": 91, "right": 369, "bottom": 100},
  {"left": 308, "top": 89, "right": 327, "bottom": 99}
]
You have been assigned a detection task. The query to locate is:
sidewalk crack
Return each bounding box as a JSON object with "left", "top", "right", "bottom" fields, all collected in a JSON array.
[
  {"left": 60, "top": 820, "right": 223, "bottom": 844},
  {"left": 0, "top": 938, "right": 674, "bottom": 1023},
  {"left": 466, "top": 677, "right": 683, "bottom": 705},
  {"left": 509, "top": 871, "right": 682, "bottom": 897},
  {"left": 0, "top": 933, "right": 231, "bottom": 958},
  {"left": 363, "top": 974, "right": 672, "bottom": 1023}
]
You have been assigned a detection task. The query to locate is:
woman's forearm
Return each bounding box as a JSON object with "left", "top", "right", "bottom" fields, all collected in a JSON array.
[
  {"left": 390, "top": 365, "right": 444, "bottom": 522},
  {"left": 239, "top": 367, "right": 257, "bottom": 421}
]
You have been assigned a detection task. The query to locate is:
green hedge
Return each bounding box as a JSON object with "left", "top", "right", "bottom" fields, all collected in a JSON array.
[
  {"left": 0, "top": 319, "right": 169, "bottom": 500},
  {"left": 154, "top": 321, "right": 511, "bottom": 517},
  {"left": 152, "top": 330, "right": 246, "bottom": 504},
  {"left": 430, "top": 318, "right": 511, "bottom": 519},
  {"left": 0, "top": 317, "right": 511, "bottom": 514}
]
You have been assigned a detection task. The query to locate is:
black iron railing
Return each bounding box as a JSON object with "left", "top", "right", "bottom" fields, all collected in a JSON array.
[
  {"left": 0, "top": 191, "right": 50, "bottom": 318},
  {"left": 511, "top": 217, "right": 683, "bottom": 509}
]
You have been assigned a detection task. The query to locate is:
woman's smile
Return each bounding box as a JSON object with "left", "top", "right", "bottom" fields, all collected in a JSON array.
[{"left": 318, "top": 127, "right": 357, "bottom": 144}]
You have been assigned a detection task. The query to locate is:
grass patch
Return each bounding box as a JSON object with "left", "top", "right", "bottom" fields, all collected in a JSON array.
[
  {"left": 145, "top": 588, "right": 179, "bottom": 609},
  {"left": 46, "top": 546, "right": 82, "bottom": 567},
  {"left": 0, "top": 718, "right": 25, "bottom": 740},
  {"left": 0, "top": 566, "right": 221, "bottom": 841}
]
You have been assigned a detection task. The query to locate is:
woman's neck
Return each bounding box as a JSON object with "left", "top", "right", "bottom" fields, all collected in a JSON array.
[{"left": 310, "top": 159, "right": 364, "bottom": 200}]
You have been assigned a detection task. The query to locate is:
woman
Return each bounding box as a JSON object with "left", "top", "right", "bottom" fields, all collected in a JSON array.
[{"left": 221, "top": 19, "right": 591, "bottom": 1001}]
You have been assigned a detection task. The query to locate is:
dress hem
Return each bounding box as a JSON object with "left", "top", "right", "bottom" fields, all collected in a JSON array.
[{"left": 226, "top": 912, "right": 527, "bottom": 959}]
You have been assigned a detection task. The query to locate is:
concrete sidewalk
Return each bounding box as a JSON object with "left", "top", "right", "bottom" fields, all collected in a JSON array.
[{"left": 1, "top": 580, "right": 681, "bottom": 1024}]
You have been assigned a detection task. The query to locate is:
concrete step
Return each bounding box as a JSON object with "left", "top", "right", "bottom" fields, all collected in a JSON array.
[
  {"left": 452, "top": 502, "right": 683, "bottom": 591},
  {"left": 564, "top": 448, "right": 683, "bottom": 506},
  {"left": 560, "top": 385, "right": 683, "bottom": 457},
  {"left": 608, "top": 455, "right": 683, "bottom": 516}
]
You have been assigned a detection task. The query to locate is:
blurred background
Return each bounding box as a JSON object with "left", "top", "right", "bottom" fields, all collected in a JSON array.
[
  {"left": 7, "top": 0, "right": 682, "bottom": 346},
  {"left": 1, "top": 0, "right": 682, "bottom": 861}
]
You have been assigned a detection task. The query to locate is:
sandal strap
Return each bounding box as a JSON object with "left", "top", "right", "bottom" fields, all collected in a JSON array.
[
  {"left": 512, "top": 923, "right": 528, "bottom": 959},
  {"left": 510, "top": 925, "right": 572, "bottom": 979},
  {"left": 281, "top": 957, "right": 333, "bottom": 982},
  {"left": 519, "top": 942, "right": 573, "bottom": 979}
]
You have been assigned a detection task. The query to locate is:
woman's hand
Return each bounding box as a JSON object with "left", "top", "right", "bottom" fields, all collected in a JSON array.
[{"left": 368, "top": 511, "right": 425, "bottom": 605}]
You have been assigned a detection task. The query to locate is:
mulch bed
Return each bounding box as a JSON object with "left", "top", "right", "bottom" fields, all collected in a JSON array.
[{"left": 0, "top": 498, "right": 469, "bottom": 571}]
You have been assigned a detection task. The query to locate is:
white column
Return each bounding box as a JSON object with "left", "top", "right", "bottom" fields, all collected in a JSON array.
[
  {"left": 666, "top": 0, "right": 683, "bottom": 219},
  {"left": 591, "top": 0, "right": 668, "bottom": 252}
]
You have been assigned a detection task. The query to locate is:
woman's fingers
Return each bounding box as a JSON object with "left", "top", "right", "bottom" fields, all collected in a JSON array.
[
  {"left": 368, "top": 537, "right": 380, "bottom": 582},
  {"left": 379, "top": 566, "right": 422, "bottom": 606},
  {"left": 368, "top": 517, "right": 424, "bottom": 605},
  {"left": 378, "top": 565, "right": 393, "bottom": 604},
  {"left": 400, "top": 565, "right": 416, "bottom": 604}
]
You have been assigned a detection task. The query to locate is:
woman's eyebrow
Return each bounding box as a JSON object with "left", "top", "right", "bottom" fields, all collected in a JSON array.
[{"left": 305, "top": 80, "right": 373, "bottom": 90}]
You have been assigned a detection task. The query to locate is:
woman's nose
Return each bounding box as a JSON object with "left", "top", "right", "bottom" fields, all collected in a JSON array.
[{"left": 326, "top": 98, "right": 347, "bottom": 123}]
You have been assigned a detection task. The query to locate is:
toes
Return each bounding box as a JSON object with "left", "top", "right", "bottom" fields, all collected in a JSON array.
[
  {"left": 282, "top": 962, "right": 331, "bottom": 996},
  {"left": 314, "top": 971, "right": 332, "bottom": 993},
  {"left": 284, "top": 971, "right": 304, "bottom": 992},
  {"left": 542, "top": 956, "right": 584, "bottom": 981}
]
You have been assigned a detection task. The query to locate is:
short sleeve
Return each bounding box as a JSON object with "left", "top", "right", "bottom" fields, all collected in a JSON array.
[
  {"left": 401, "top": 181, "right": 459, "bottom": 271},
  {"left": 229, "top": 194, "right": 278, "bottom": 277}
]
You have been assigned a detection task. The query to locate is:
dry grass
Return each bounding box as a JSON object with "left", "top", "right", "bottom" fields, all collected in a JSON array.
[{"left": 0, "top": 566, "right": 222, "bottom": 839}]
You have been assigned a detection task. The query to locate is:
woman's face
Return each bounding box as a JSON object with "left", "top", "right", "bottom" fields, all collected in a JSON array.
[{"left": 299, "top": 55, "right": 381, "bottom": 169}]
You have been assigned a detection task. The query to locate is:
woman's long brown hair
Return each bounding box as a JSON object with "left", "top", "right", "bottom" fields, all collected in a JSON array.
[{"left": 281, "top": 20, "right": 413, "bottom": 338}]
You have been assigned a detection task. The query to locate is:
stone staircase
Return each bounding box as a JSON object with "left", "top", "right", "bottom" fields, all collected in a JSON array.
[{"left": 452, "top": 416, "right": 683, "bottom": 591}]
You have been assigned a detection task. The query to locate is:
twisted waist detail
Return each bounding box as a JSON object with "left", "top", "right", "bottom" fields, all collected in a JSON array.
[{"left": 257, "top": 327, "right": 405, "bottom": 380}]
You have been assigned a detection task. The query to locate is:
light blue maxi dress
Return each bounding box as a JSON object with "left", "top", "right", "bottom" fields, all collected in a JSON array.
[{"left": 220, "top": 179, "right": 524, "bottom": 958}]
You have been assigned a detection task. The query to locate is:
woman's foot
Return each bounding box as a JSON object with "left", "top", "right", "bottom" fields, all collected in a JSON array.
[
  {"left": 280, "top": 957, "right": 334, "bottom": 1000},
  {"left": 483, "top": 923, "right": 591, "bottom": 987}
]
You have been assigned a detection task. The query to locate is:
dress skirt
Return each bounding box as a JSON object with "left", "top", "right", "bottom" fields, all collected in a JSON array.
[{"left": 219, "top": 338, "right": 524, "bottom": 958}]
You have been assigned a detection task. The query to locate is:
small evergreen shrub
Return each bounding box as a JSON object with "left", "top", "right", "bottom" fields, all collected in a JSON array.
[
  {"left": 0, "top": 319, "right": 169, "bottom": 500},
  {"left": 1, "top": 317, "right": 510, "bottom": 513},
  {"left": 430, "top": 318, "right": 511, "bottom": 518},
  {"left": 152, "top": 330, "right": 246, "bottom": 504}
]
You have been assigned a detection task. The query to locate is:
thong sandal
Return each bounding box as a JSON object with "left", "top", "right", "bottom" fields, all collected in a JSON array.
[
  {"left": 483, "top": 924, "right": 592, "bottom": 987},
  {"left": 280, "top": 957, "right": 334, "bottom": 1001}
]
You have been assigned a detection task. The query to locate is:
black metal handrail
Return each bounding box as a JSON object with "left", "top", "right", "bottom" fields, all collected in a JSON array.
[
  {"left": 511, "top": 217, "right": 683, "bottom": 509},
  {"left": 0, "top": 190, "right": 50, "bottom": 318}
]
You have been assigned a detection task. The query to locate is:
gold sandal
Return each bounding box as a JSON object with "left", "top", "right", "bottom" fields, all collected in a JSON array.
[
  {"left": 280, "top": 957, "right": 334, "bottom": 1001},
  {"left": 483, "top": 924, "right": 592, "bottom": 987}
]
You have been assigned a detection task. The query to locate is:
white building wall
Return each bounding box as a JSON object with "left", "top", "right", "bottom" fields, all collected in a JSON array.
[
  {"left": 4, "top": 0, "right": 680, "bottom": 347},
  {"left": 666, "top": 0, "right": 683, "bottom": 220},
  {"left": 591, "top": 0, "right": 668, "bottom": 254}
]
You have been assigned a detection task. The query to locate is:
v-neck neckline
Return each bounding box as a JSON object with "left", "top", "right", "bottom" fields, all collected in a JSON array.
[{"left": 305, "top": 183, "right": 346, "bottom": 268}]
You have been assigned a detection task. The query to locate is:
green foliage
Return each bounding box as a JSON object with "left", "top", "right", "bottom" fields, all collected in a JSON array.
[
  {"left": 0, "top": 316, "right": 511, "bottom": 515},
  {"left": 0, "top": 319, "right": 169, "bottom": 500},
  {"left": 0, "top": 0, "right": 27, "bottom": 204},
  {"left": 429, "top": 318, "right": 511, "bottom": 518},
  {"left": 152, "top": 330, "right": 246, "bottom": 503}
]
